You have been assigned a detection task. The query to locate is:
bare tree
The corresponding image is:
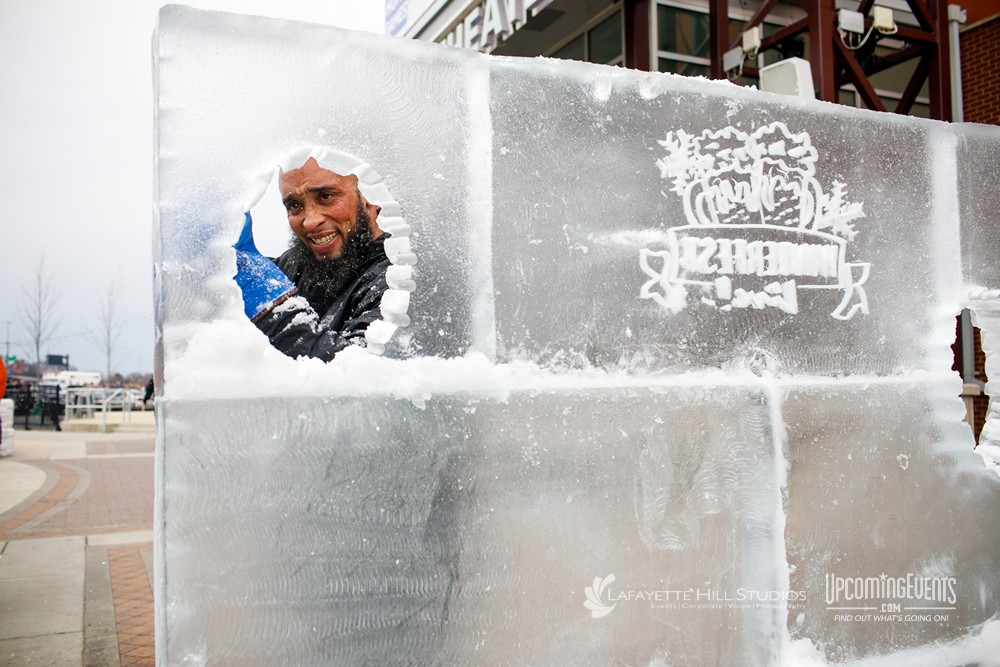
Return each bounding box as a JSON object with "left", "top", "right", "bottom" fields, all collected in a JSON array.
[
  {"left": 18, "top": 257, "right": 61, "bottom": 378},
  {"left": 93, "top": 275, "right": 125, "bottom": 381}
]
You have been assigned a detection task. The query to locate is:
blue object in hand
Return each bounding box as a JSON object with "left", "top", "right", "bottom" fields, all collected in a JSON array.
[{"left": 233, "top": 212, "right": 295, "bottom": 320}]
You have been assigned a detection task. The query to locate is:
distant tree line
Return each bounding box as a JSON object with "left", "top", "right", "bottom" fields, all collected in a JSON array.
[{"left": 13, "top": 256, "right": 138, "bottom": 382}]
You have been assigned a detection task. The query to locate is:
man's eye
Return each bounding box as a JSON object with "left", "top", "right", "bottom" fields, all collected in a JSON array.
[
  {"left": 286, "top": 202, "right": 301, "bottom": 213},
  {"left": 318, "top": 192, "right": 333, "bottom": 201}
]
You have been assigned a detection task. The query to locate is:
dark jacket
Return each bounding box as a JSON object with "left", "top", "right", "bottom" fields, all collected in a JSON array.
[{"left": 254, "top": 236, "right": 391, "bottom": 361}]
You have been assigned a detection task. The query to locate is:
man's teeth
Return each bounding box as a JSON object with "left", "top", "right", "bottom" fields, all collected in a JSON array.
[{"left": 311, "top": 232, "right": 337, "bottom": 246}]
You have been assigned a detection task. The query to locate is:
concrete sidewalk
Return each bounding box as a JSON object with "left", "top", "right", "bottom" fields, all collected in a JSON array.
[{"left": 0, "top": 419, "right": 155, "bottom": 666}]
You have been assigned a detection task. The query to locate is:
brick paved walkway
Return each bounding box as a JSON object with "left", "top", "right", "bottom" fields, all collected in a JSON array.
[
  {"left": 0, "top": 445, "right": 153, "bottom": 541},
  {"left": 0, "top": 433, "right": 155, "bottom": 665},
  {"left": 109, "top": 546, "right": 155, "bottom": 666}
]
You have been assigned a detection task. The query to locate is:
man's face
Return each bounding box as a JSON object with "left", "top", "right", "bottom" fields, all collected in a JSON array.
[{"left": 279, "top": 158, "right": 375, "bottom": 261}]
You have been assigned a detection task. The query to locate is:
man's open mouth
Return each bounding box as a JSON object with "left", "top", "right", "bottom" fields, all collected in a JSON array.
[{"left": 311, "top": 232, "right": 338, "bottom": 246}]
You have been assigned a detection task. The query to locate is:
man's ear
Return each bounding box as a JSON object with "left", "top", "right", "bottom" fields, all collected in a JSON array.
[
  {"left": 358, "top": 189, "right": 383, "bottom": 237},
  {"left": 367, "top": 199, "right": 382, "bottom": 231}
]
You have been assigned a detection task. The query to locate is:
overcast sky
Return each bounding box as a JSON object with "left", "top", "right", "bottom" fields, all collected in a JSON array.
[{"left": 0, "top": 0, "right": 385, "bottom": 378}]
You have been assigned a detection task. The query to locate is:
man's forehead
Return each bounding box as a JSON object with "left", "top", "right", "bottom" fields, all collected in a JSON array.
[{"left": 279, "top": 158, "right": 356, "bottom": 192}]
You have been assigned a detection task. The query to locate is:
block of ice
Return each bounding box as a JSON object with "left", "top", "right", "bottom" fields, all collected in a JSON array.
[
  {"left": 783, "top": 379, "right": 1000, "bottom": 661},
  {"left": 153, "top": 6, "right": 1000, "bottom": 665},
  {"left": 489, "top": 61, "right": 967, "bottom": 376},
  {"left": 161, "top": 387, "right": 786, "bottom": 666}
]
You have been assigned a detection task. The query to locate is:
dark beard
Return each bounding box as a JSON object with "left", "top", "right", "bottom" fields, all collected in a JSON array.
[{"left": 282, "top": 203, "right": 374, "bottom": 314}]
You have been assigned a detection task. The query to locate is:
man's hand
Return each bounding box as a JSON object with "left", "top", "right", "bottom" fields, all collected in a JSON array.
[{"left": 233, "top": 212, "right": 296, "bottom": 320}]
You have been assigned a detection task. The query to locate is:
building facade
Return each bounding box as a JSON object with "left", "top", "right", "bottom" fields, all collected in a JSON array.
[{"left": 398, "top": 0, "right": 974, "bottom": 118}]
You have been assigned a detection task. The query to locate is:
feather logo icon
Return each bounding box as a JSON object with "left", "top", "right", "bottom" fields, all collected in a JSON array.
[{"left": 584, "top": 573, "right": 617, "bottom": 618}]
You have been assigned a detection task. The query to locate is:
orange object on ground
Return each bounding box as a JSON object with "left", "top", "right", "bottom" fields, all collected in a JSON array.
[{"left": 0, "top": 357, "right": 6, "bottom": 400}]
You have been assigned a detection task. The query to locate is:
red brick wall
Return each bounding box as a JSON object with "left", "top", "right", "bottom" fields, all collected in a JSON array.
[
  {"left": 961, "top": 15, "right": 1000, "bottom": 125},
  {"left": 974, "top": 327, "right": 989, "bottom": 443}
]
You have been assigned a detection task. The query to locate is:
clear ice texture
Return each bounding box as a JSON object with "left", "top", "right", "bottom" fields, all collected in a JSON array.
[{"left": 154, "top": 6, "right": 1000, "bottom": 665}]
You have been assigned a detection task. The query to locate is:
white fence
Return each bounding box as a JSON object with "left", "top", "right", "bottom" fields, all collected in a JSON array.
[{"left": 64, "top": 387, "right": 145, "bottom": 432}]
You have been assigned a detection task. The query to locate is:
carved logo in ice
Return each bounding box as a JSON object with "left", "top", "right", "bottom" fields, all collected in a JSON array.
[
  {"left": 584, "top": 573, "right": 617, "bottom": 618},
  {"left": 639, "top": 121, "right": 870, "bottom": 320}
]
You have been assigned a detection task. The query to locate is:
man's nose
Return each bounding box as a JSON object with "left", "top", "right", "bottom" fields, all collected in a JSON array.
[{"left": 302, "top": 204, "right": 323, "bottom": 229}]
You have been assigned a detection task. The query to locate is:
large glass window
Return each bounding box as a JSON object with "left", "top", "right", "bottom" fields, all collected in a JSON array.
[
  {"left": 656, "top": 4, "right": 710, "bottom": 76},
  {"left": 549, "top": 10, "right": 623, "bottom": 66},
  {"left": 655, "top": 2, "right": 785, "bottom": 80},
  {"left": 552, "top": 35, "right": 585, "bottom": 61},
  {"left": 589, "top": 12, "right": 623, "bottom": 65},
  {"left": 657, "top": 6, "right": 709, "bottom": 57}
]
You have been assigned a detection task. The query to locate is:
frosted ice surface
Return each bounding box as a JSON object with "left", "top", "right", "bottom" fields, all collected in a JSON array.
[
  {"left": 154, "top": 6, "right": 1000, "bottom": 666},
  {"left": 956, "top": 123, "right": 1000, "bottom": 292},
  {"left": 783, "top": 380, "right": 1000, "bottom": 662},
  {"left": 154, "top": 5, "right": 490, "bottom": 359},
  {"left": 162, "top": 388, "right": 783, "bottom": 666},
  {"left": 490, "top": 60, "right": 961, "bottom": 375}
]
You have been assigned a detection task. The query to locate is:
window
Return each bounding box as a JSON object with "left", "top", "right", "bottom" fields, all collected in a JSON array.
[
  {"left": 656, "top": 5, "right": 710, "bottom": 75},
  {"left": 553, "top": 35, "right": 585, "bottom": 61},
  {"left": 550, "top": 10, "right": 623, "bottom": 66},
  {"left": 658, "top": 6, "right": 709, "bottom": 58},
  {"left": 655, "top": 2, "right": 786, "bottom": 80}
]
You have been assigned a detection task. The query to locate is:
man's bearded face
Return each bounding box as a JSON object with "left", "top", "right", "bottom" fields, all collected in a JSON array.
[
  {"left": 283, "top": 202, "right": 374, "bottom": 312},
  {"left": 279, "top": 158, "right": 373, "bottom": 261}
]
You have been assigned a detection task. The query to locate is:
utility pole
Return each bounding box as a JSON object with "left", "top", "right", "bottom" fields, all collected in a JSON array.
[{"left": 4, "top": 320, "right": 9, "bottom": 360}]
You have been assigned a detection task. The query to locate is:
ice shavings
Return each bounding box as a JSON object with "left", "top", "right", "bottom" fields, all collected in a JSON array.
[
  {"left": 272, "top": 295, "right": 310, "bottom": 315},
  {"left": 379, "top": 289, "right": 410, "bottom": 327},
  {"left": 385, "top": 264, "right": 416, "bottom": 291},
  {"left": 969, "top": 287, "right": 1000, "bottom": 473},
  {"left": 165, "top": 318, "right": 967, "bottom": 403},
  {"left": 783, "top": 637, "right": 827, "bottom": 667},
  {"left": 821, "top": 619, "right": 1000, "bottom": 667},
  {"left": 968, "top": 286, "right": 1000, "bottom": 302},
  {"left": 978, "top": 434, "right": 1000, "bottom": 480},
  {"left": 287, "top": 310, "right": 317, "bottom": 329},
  {"left": 589, "top": 229, "right": 673, "bottom": 250}
]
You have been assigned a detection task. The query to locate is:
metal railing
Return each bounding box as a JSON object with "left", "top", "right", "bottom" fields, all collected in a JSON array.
[{"left": 64, "top": 387, "right": 140, "bottom": 432}]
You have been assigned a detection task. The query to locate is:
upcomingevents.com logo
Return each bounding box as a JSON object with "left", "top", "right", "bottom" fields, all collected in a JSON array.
[{"left": 584, "top": 574, "right": 618, "bottom": 618}]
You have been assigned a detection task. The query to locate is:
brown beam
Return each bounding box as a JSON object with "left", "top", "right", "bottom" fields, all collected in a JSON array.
[
  {"left": 872, "top": 44, "right": 929, "bottom": 72},
  {"left": 895, "top": 54, "right": 930, "bottom": 114},
  {"left": 858, "top": 0, "right": 876, "bottom": 15},
  {"left": 709, "top": 0, "right": 729, "bottom": 79},
  {"left": 837, "top": 43, "right": 927, "bottom": 83},
  {"left": 925, "top": 0, "right": 950, "bottom": 120},
  {"left": 905, "top": 0, "right": 935, "bottom": 31},
  {"left": 834, "top": 36, "right": 886, "bottom": 111},
  {"left": 758, "top": 18, "right": 810, "bottom": 52},
  {"left": 892, "top": 24, "right": 938, "bottom": 45},
  {"left": 624, "top": 0, "right": 652, "bottom": 71},
  {"left": 801, "top": 0, "right": 838, "bottom": 101},
  {"left": 730, "top": 0, "right": 779, "bottom": 49}
]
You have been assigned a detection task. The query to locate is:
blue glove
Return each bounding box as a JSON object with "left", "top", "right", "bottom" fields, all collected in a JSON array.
[{"left": 233, "top": 212, "right": 295, "bottom": 320}]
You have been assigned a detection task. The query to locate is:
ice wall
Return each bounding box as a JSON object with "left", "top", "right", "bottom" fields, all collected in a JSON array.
[{"left": 154, "top": 6, "right": 1000, "bottom": 666}]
